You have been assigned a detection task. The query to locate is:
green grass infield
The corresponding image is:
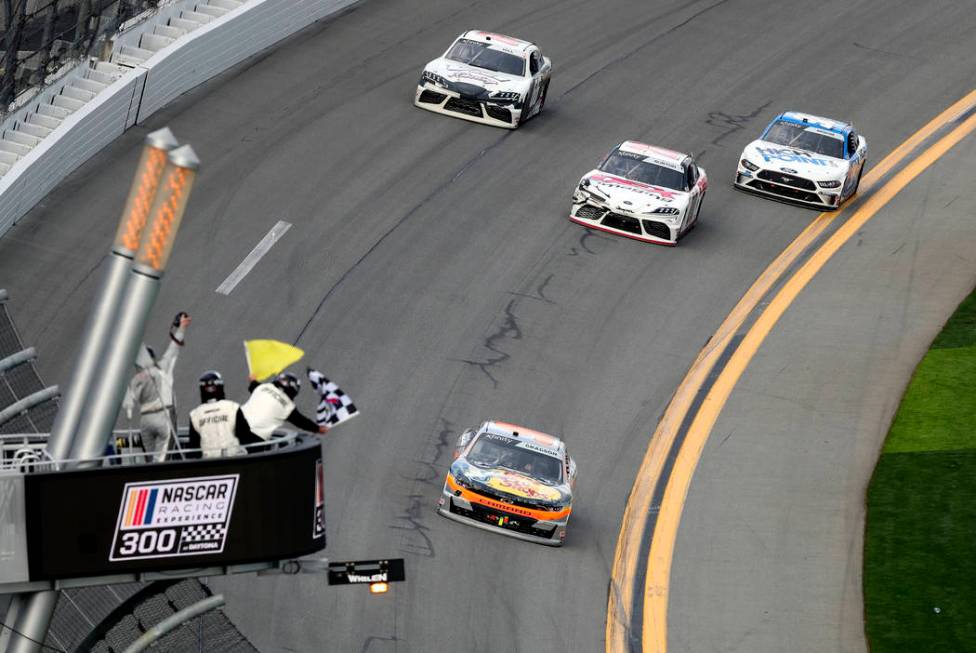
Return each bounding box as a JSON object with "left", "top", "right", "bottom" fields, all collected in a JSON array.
[{"left": 864, "top": 289, "right": 976, "bottom": 651}]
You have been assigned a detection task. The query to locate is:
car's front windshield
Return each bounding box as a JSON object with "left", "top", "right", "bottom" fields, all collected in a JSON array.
[
  {"left": 445, "top": 38, "right": 525, "bottom": 77},
  {"left": 599, "top": 151, "right": 686, "bottom": 191},
  {"left": 467, "top": 434, "right": 562, "bottom": 483},
  {"left": 763, "top": 120, "right": 845, "bottom": 159}
]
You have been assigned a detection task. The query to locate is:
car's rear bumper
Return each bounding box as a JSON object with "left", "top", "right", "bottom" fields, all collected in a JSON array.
[{"left": 414, "top": 84, "right": 520, "bottom": 129}]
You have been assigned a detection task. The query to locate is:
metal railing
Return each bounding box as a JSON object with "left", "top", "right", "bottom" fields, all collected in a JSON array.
[
  {"left": 0, "top": 290, "right": 60, "bottom": 435},
  {"left": 0, "top": 428, "right": 303, "bottom": 472}
]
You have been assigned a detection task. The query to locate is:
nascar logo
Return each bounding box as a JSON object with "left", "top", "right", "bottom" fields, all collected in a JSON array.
[
  {"left": 122, "top": 486, "right": 160, "bottom": 527},
  {"left": 110, "top": 475, "right": 238, "bottom": 562}
]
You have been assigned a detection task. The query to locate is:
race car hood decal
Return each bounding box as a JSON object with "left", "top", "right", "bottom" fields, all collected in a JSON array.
[
  {"left": 582, "top": 171, "right": 689, "bottom": 212},
  {"left": 453, "top": 461, "right": 570, "bottom": 503},
  {"left": 426, "top": 58, "right": 527, "bottom": 92},
  {"left": 484, "top": 470, "right": 564, "bottom": 501},
  {"left": 742, "top": 140, "right": 847, "bottom": 177}
]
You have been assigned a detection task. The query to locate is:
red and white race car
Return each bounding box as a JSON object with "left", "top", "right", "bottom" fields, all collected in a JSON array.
[{"left": 570, "top": 141, "right": 707, "bottom": 246}]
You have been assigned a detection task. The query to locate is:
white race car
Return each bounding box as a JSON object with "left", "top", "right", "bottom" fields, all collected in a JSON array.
[
  {"left": 570, "top": 141, "right": 707, "bottom": 246},
  {"left": 734, "top": 111, "right": 867, "bottom": 210},
  {"left": 414, "top": 30, "right": 551, "bottom": 129}
]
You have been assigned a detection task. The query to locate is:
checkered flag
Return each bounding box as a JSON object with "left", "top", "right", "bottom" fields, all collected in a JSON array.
[{"left": 307, "top": 368, "right": 359, "bottom": 428}]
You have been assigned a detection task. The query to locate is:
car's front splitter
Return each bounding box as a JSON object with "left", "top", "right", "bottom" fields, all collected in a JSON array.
[
  {"left": 569, "top": 215, "right": 678, "bottom": 246},
  {"left": 437, "top": 505, "right": 564, "bottom": 547},
  {"left": 732, "top": 178, "right": 841, "bottom": 211},
  {"left": 414, "top": 85, "right": 520, "bottom": 129}
]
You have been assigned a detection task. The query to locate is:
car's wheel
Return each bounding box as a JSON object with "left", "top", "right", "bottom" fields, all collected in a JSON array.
[
  {"left": 521, "top": 81, "right": 548, "bottom": 125},
  {"left": 679, "top": 193, "right": 704, "bottom": 240},
  {"left": 537, "top": 80, "right": 549, "bottom": 116},
  {"left": 851, "top": 165, "right": 864, "bottom": 197},
  {"left": 686, "top": 192, "right": 704, "bottom": 233}
]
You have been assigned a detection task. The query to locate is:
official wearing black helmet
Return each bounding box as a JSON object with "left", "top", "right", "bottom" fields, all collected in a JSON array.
[
  {"left": 273, "top": 372, "right": 301, "bottom": 400},
  {"left": 243, "top": 370, "right": 327, "bottom": 438},
  {"left": 199, "top": 370, "right": 226, "bottom": 402},
  {"left": 188, "top": 370, "right": 258, "bottom": 458}
]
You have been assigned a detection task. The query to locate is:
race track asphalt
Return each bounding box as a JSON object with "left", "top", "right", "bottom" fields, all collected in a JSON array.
[
  {"left": 0, "top": 0, "right": 974, "bottom": 651},
  {"left": 669, "top": 121, "right": 976, "bottom": 653}
]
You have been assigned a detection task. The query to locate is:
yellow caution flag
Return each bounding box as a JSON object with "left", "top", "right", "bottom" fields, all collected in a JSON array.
[{"left": 244, "top": 339, "right": 304, "bottom": 381}]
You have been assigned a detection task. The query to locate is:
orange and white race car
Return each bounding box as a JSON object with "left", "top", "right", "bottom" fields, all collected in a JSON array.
[{"left": 437, "top": 420, "right": 576, "bottom": 546}]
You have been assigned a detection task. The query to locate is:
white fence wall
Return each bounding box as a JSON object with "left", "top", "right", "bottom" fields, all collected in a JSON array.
[
  {"left": 137, "top": 0, "right": 356, "bottom": 122},
  {"left": 0, "top": 70, "right": 146, "bottom": 234},
  {"left": 0, "top": 0, "right": 357, "bottom": 237}
]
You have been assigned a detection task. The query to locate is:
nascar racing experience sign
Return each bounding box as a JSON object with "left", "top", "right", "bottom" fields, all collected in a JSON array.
[
  {"left": 109, "top": 475, "right": 239, "bottom": 561},
  {"left": 22, "top": 437, "right": 325, "bottom": 581}
]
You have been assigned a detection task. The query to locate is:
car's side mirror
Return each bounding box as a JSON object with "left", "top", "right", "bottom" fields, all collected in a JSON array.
[{"left": 567, "top": 455, "right": 577, "bottom": 486}]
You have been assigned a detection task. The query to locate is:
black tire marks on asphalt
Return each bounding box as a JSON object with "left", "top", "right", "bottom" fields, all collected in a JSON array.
[
  {"left": 458, "top": 228, "right": 612, "bottom": 387},
  {"left": 293, "top": 133, "right": 511, "bottom": 344},
  {"left": 390, "top": 419, "right": 454, "bottom": 558}
]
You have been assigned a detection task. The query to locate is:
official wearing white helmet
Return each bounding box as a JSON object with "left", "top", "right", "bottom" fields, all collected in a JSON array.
[
  {"left": 122, "top": 312, "right": 191, "bottom": 461},
  {"left": 188, "top": 371, "right": 261, "bottom": 458}
]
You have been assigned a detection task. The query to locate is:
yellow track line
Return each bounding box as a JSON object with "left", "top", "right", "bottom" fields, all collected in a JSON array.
[
  {"left": 606, "top": 87, "right": 976, "bottom": 653},
  {"left": 643, "top": 110, "right": 976, "bottom": 652}
]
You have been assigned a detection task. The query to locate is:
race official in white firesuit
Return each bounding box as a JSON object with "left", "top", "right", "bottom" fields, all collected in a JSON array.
[
  {"left": 241, "top": 372, "right": 328, "bottom": 441},
  {"left": 187, "top": 371, "right": 262, "bottom": 458},
  {"left": 122, "top": 312, "right": 191, "bottom": 461}
]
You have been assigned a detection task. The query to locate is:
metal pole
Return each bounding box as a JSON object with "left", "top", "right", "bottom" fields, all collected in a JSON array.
[
  {"left": 70, "top": 145, "right": 199, "bottom": 463},
  {"left": 0, "top": 386, "right": 59, "bottom": 429},
  {"left": 0, "top": 594, "right": 22, "bottom": 650},
  {"left": 5, "top": 130, "right": 181, "bottom": 653},
  {"left": 122, "top": 594, "right": 224, "bottom": 653},
  {"left": 4, "top": 591, "right": 56, "bottom": 653},
  {"left": 46, "top": 128, "right": 177, "bottom": 462},
  {"left": 0, "top": 348, "right": 35, "bottom": 374}
]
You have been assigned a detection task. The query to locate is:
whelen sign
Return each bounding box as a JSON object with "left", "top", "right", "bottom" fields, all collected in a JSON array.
[
  {"left": 328, "top": 559, "right": 405, "bottom": 586},
  {"left": 0, "top": 436, "right": 325, "bottom": 586}
]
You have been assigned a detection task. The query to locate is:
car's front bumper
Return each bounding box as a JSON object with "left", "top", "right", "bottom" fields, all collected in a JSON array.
[
  {"left": 569, "top": 200, "right": 679, "bottom": 246},
  {"left": 414, "top": 84, "right": 521, "bottom": 129},
  {"left": 733, "top": 167, "right": 843, "bottom": 210},
  {"left": 437, "top": 486, "right": 567, "bottom": 547}
]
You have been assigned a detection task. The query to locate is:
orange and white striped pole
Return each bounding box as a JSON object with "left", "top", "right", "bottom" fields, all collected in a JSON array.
[
  {"left": 69, "top": 144, "right": 199, "bottom": 463},
  {"left": 46, "top": 128, "right": 178, "bottom": 461}
]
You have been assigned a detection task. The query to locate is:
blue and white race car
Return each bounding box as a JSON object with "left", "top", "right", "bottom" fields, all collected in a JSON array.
[{"left": 734, "top": 111, "right": 867, "bottom": 210}]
